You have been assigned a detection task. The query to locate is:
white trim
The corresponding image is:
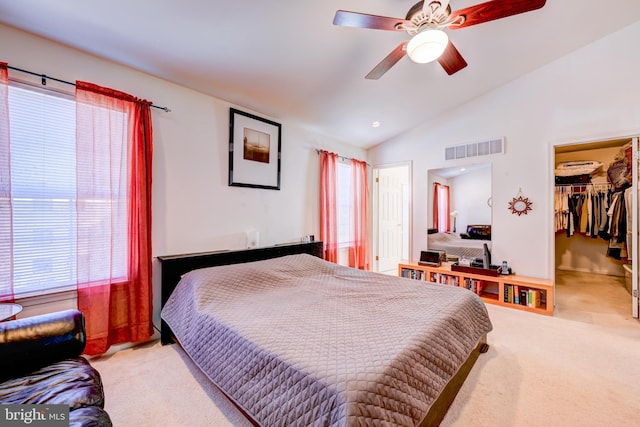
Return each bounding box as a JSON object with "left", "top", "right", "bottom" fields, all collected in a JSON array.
[
  {"left": 632, "top": 137, "right": 639, "bottom": 318},
  {"left": 371, "top": 161, "right": 413, "bottom": 271},
  {"left": 549, "top": 131, "right": 640, "bottom": 316},
  {"left": 548, "top": 140, "right": 556, "bottom": 309},
  {"left": 16, "top": 289, "right": 77, "bottom": 309}
]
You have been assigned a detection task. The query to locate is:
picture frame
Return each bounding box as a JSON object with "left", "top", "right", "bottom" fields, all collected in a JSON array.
[{"left": 228, "top": 108, "right": 282, "bottom": 190}]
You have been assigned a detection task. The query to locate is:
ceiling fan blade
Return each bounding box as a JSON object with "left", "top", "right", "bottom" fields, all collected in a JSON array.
[
  {"left": 449, "top": 0, "right": 546, "bottom": 29},
  {"left": 425, "top": 0, "right": 450, "bottom": 14},
  {"left": 437, "top": 41, "right": 468, "bottom": 75},
  {"left": 365, "top": 41, "right": 408, "bottom": 80},
  {"left": 333, "top": 10, "right": 407, "bottom": 31}
]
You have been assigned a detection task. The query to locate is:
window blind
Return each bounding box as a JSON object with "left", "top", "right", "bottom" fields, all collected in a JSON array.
[
  {"left": 9, "top": 85, "right": 77, "bottom": 296},
  {"left": 7, "top": 83, "right": 128, "bottom": 297}
]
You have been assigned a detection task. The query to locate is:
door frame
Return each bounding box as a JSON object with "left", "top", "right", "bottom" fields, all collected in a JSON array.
[
  {"left": 549, "top": 134, "right": 639, "bottom": 318},
  {"left": 632, "top": 137, "right": 639, "bottom": 318},
  {"left": 372, "top": 161, "right": 412, "bottom": 273}
]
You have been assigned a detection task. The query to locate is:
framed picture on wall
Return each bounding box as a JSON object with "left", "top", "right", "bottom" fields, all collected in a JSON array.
[{"left": 228, "top": 108, "right": 282, "bottom": 190}]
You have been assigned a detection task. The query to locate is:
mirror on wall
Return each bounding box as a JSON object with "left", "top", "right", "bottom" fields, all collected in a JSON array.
[{"left": 427, "top": 163, "right": 492, "bottom": 260}]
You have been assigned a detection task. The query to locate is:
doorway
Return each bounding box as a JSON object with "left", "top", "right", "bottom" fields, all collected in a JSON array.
[
  {"left": 553, "top": 137, "right": 639, "bottom": 325},
  {"left": 373, "top": 163, "right": 411, "bottom": 274}
]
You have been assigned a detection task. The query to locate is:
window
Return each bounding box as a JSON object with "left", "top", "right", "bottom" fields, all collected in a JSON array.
[
  {"left": 436, "top": 187, "right": 448, "bottom": 232},
  {"left": 6, "top": 83, "right": 127, "bottom": 297},
  {"left": 319, "top": 150, "right": 369, "bottom": 269}
]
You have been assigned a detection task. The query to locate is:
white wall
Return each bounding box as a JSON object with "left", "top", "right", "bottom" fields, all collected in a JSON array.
[
  {"left": 369, "top": 20, "right": 640, "bottom": 279},
  {"left": 0, "top": 24, "right": 365, "bottom": 326},
  {"left": 450, "top": 167, "right": 492, "bottom": 233}
]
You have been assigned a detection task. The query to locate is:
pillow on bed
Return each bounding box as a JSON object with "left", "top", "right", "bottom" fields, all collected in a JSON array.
[{"left": 429, "top": 232, "right": 458, "bottom": 242}]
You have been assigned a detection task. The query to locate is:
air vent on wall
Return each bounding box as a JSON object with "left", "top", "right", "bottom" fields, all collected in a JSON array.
[{"left": 445, "top": 137, "right": 504, "bottom": 161}]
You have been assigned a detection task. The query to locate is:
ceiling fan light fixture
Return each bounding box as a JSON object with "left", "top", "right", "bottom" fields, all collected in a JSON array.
[{"left": 406, "top": 29, "right": 449, "bottom": 64}]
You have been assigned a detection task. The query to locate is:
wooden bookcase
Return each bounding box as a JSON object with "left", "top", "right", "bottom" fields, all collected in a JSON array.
[{"left": 398, "top": 262, "right": 554, "bottom": 316}]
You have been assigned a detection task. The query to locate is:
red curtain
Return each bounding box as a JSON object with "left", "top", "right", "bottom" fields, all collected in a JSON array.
[
  {"left": 433, "top": 182, "right": 450, "bottom": 232},
  {"left": 319, "top": 150, "right": 338, "bottom": 262},
  {"left": 348, "top": 158, "right": 370, "bottom": 270},
  {"left": 320, "top": 151, "right": 370, "bottom": 270},
  {"left": 75, "top": 81, "right": 153, "bottom": 355},
  {"left": 0, "top": 63, "right": 13, "bottom": 302},
  {"left": 433, "top": 182, "right": 441, "bottom": 230}
]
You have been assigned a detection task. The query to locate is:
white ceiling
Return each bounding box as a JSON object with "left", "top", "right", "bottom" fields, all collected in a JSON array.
[{"left": 2, "top": 0, "right": 640, "bottom": 149}]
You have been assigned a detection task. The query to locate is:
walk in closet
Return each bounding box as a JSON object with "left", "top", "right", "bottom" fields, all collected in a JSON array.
[{"left": 554, "top": 138, "right": 639, "bottom": 320}]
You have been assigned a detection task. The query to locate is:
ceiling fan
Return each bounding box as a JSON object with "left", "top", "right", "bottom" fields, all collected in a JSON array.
[{"left": 333, "top": 0, "right": 547, "bottom": 79}]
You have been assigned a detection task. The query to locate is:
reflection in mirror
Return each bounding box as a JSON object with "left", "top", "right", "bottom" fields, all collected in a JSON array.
[{"left": 427, "top": 163, "right": 492, "bottom": 261}]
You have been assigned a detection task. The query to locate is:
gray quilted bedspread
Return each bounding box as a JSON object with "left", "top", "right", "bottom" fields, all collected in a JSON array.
[{"left": 161, "top": 254, "right": 492, "bottom": 426}]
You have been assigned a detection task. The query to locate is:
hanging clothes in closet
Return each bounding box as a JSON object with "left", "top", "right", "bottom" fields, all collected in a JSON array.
[
  {"left": 554, "top": 183, "right": 630, "bottom": 259},
  {"left": 605, "top": 145, "right": 633, "bottom": 259},
  {"left": 555, "top": 184, "right": 606, "bottom": 236}
]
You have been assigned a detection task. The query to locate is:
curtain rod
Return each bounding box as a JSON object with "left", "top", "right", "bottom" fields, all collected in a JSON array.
[
  {"left": 315, "top": 149, "right": 370, "bottom": 166},
  {"left": 555, "top": 183, "right": 611, "bottom": 188},
  {"left": 7, "top": 65, "right": 171, "bottom": 112}
]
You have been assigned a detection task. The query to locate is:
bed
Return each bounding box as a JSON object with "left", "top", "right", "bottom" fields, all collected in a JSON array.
[
  {"left": 428, "top": 227, "right": 491, "bottom": 259},
  {"left": 159, "top": 241, "right": 493, "bottom": 426}
]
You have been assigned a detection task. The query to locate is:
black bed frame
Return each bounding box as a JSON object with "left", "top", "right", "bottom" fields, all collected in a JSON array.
[
  {"left": 157, "top": 240, "right": 487, "bottom": 426},
  {"left": 158, "top": 241, "right": 323, "bottom": 344}
]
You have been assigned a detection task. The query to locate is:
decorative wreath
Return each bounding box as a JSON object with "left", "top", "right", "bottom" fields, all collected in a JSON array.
[{"left": 508, "top": 189, "right": 533, "bottom": 216}]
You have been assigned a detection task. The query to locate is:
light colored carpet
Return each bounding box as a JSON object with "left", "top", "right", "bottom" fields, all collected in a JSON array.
[
  {"left": 92, "top": 299, "right": 640, "bottom": 427},
  {"left": 554, "top": 269, "right": 636, "bottom": 331},
  {"left": 92, "top": 338, "right": 252, "bottom": 427},
  {"left": 441, "top": 304, "right": 640, "bottom": 426}
]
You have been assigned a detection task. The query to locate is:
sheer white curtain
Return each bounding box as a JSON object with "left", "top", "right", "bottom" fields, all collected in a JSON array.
[{"left": 433, "top": 182, "right": 450, "bottom": 232}]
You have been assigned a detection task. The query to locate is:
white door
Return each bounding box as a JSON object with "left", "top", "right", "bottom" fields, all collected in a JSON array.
[
  {"left": 633, "top": 137, "right": 639, "bottom": 318},
  {"left": 374, "top": 164, "right": 410, "bottom": 273}
]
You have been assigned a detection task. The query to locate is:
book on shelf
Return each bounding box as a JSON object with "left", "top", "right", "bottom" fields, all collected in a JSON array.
[
  {"left": 502, "top": 284, "right": 544, "bottom": 309},
  {"left": 476, "top": 280, "right": 484, "bottom": 296},
  {"left": 460, "top": 278, "right": 485, "bottom": 296},
  {"left": 464, "top": 278, "right": 475, "bottom": 293},
  {"left": 528, "top": 289, "right": 541, "bottom": 308},
  {"left": 519, "top": 289, "right": 528, "bottom": 306},
  {"left": 401, "top": 268, "right": 418, "bottom": 279}
]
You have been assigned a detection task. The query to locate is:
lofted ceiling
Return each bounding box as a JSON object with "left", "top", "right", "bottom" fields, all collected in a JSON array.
[{"left": 1, "top": 0, "right": 640, "bottom": 149}]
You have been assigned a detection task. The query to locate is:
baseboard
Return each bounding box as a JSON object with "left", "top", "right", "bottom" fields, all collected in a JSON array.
[{"left": 556, "top": 265, "right": 624, "bottom": 277}]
